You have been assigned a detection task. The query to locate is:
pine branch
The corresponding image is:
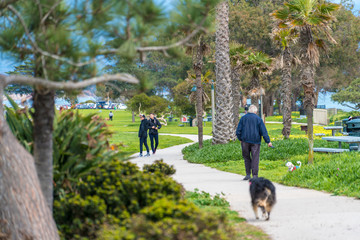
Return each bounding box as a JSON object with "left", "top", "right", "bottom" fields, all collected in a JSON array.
[
  {"left": 7, "top": 4, "right": 95, "bottom": 67},
  {"left": 0, "top": 73, "right": 139, "bottom": 90},
  {"left": 6, "top": 4, "right": 208, "bottom": 66},
  {"left": 40, "top": 0, "right": 62, "bottom": 26},
  {"left": 100, "top": 19, "right": 207, "bottom": 55},
  {"left": 0, "top": 0, "right": 18, "bottom": 9}
]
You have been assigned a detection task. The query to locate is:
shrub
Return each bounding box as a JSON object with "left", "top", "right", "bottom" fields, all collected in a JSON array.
[
  {"left": 77, "top": 160, "right": 183, "bottom": 219},
  {"left": 143, "top": 159, "right": 176, "bottom": 176},
  {"left": 5, "top": 99, "right": 124, "bottom": 195},
  {"left": 182, "top": 139, "right": 343, "bottom": 163},
  {"left": 54, "top": 195, "right": 107, "bottom": 240},
  {"left": 97, "top": 198, "right": 236, "bottom": 240},
  {"left": 185, "top": 189, "right": 229, "bottom": 207}
]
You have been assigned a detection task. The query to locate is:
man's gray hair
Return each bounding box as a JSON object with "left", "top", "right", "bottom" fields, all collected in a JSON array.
[{"left": 248, "top": 105, "right": 258, "bottom": 113}]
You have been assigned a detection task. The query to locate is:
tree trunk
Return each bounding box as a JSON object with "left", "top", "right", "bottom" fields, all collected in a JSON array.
[
  {"left": 314, "top": 88, "right": 320, "bottom": 107},
  {"left": 276, "top": 96, "right": 282, "bottom": 114},
  {"left": 132, "top": 110, "right": 135, "bottom": 123},
  {"left": 281, "top": 47, "right": 292, "bottom": 139},
  {"left": 0, "top": 85, "right": 59, "bottom": 240},
  {"left": 193, "top": 38, "right": 204, "bottom": 149},
  {"left": 250, "top": 75, "right": 260, "bottom": 111},
  {"left": 300, "top": 26, "right": 316, "bottom": 164},
  {"left": 242, "top": 94, "right": 247, "bottom": 107},
  {"left": 231, "top": 68, "right": 241, "bottom": 130},
  {"left": 213, "top": 1, "right": 234, "bottom": 144},
  {"left": 263, "top": 93, "right": 274, "bottom": 117},
  {"left": 33, "top": 88, "right": 55, "bottom": 212}
]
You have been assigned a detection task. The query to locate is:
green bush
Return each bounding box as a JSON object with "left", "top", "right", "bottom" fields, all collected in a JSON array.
[
  {"left": 182, "top": 139, "right": 344, "bottom": 163},
  {"left": 185, "top": 189, "right": 229, "bottom": 207},
  {"left": 5, "top": 99, "right": 124, "bottom": 195},
  {"left": 77, "top": 160, "right": 183, "bottom": 219},
  {"left": 143, "top": 159, "right": 176, "bottom": 176},
  {"left": 54, "top": 195, "right": 107, "bottom": 240},
  {"left": 329, "top": 110, "right": 360, "bottom": 123},
  {"left": 97, "top": 198, "right": 236, "bottom": 240}
]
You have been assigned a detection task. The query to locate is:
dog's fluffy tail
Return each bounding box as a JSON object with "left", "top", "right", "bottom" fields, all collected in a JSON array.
[{"left": 296, "top": 161, "right": 302, "bottom": 167}]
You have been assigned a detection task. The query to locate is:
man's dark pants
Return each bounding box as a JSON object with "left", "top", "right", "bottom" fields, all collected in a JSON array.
[
  {"left": 140, "top": 136, "right": 149, "bottom": 154},
  {"left": 241, "top": 141, "right": 260, "bottom": 177},
  {"left": 149, "top": 133, "right": 159, "bottom": 152}
]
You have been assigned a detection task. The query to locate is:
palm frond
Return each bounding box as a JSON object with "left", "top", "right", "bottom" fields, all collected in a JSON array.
[{"left": 307, "top": 42, "right": 320, "bottom": 65}]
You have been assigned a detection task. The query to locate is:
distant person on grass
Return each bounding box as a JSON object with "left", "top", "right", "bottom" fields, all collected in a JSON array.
[
  {"left": 148, "top": 113, "right": 162, "bottom": 154},
  {"left": 109, "top": 111, "right": 113, "bottom": 121},
  {"left": 138, "top": 114, "right": 150, "bottom": 157},
  {"left": 236, "top": 105, "right": 272, "bottom": 180}
]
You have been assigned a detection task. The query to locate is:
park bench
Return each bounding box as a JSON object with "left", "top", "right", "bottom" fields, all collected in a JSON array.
[
  {"left": 313, "top": 148, "right": 349, "bottom": 153},
  {"left": 314, "top": 136, "right": 360, "bottom": 153}
]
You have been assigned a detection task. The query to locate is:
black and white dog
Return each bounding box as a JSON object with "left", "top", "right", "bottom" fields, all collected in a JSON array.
[{"left": 249, "top": 177, "right": 276, "bottom": 221}]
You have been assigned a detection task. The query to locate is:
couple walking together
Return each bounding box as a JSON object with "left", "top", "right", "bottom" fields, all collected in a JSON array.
[{"left": 138, "top": 113, "right": 161, "bottom": 157}]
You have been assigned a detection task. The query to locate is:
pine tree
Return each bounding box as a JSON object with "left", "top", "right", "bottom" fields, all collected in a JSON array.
[{"left": 0, "top": 0, "right": 218, "bottom": 238}]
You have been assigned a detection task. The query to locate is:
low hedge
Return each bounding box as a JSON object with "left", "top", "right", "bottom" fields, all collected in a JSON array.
[{"left": 182, "top": 138, "right": 345, "bottom": 163}]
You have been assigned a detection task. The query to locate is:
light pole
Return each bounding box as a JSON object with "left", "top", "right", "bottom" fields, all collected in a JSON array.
[{"left": 211, "top": 80, "right": 215, "bottom": 127}]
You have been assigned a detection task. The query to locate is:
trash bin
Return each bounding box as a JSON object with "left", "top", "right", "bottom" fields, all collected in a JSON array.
[{"left": 342, "top": 117, "right": 360, "bottom": 150}]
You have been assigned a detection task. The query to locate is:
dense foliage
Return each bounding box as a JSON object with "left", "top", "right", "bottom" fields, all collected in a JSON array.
[
  {"left": 5, "top": 99, "right": 124, "bottom": 195},
  {"left": 143, "top": 159, "right": 176, "bottom": 176},
  {"left": 54, "top": 159, "right": 244, "bottom": 240}
]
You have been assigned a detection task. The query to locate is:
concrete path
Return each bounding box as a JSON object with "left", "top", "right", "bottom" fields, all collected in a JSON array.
[{"left": 132, "top": 134, "right": 360, "bottom": 240}]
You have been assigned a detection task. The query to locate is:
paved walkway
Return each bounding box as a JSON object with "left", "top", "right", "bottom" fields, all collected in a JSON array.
[{"left": 132, "top": 134, "right": 360, "bottom": 240}]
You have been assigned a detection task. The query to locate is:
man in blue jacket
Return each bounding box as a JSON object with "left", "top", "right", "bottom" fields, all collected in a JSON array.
[{"left": 236, "top": 105, "right": 272, "bottom": 180}]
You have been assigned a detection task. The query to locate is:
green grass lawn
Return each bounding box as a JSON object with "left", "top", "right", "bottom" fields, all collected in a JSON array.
[
  {"left": 265, "top": 111, "right": 307, "bottom": 123},
  {"left": 77, "top": 109, "right": 194, "bottom": 156},
  {"left": 182, "top": 126, "right": 360, "bottom": 198}
]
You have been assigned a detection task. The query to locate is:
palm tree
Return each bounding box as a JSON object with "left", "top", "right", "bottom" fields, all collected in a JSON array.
[
  {"left": 231, "top": 46, "right": 273, "bottom": 112},
  {"left": 229, "top": 43, "right": 249, "bottom": 128},
  {"left": 192, "top": 36, "right": 209, "bottom": 148},
  {"left": 213, "top": 1, "right": 235, "bottom": 144},
  {"left": 272, "top": 0, "right": 339, "bottom": 163},
  {"left": 271, "top": 28, "right": 298, "bottom": 139}
]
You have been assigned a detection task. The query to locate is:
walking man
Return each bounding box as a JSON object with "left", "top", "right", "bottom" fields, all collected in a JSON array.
[
  {"left": 148, "top": 113, "right": 161, "bottom": 154},
  {"left": 138, "top": 114, "right": 150, "bottom": 157},
  {"left": 109, "top": 111, "right": 114, "bottom": 121},
  {"left": 236, "top": 105, "right": 272, "bottom": 180}
]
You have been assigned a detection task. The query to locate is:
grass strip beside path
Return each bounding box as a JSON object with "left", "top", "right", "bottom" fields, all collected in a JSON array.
[{"left": 186, "top": 190, "right": 270, "bottom": 240}]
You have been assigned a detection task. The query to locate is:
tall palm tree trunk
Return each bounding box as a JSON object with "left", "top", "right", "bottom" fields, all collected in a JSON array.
[
  {"left": 300, "top": 27, "right": 316, "bottom": 164},
  {"left": 231, "top": 69, "right": 241, "bottom": 130},
  {"left": 281, "top": 47, "right": 292, "bottom": 139},
  {"left": 193, "top": 38, "right": 204, "bottom": 148},
  {"left": 213, "top": 1, "right": 234, "bottom": 144}
]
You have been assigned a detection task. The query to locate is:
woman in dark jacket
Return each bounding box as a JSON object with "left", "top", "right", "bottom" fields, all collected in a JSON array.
[
  {"left": 138, "top": 114, "right": 150, "bottom": 157},
  {"left": 148, "top": 113, "right": 161, "bottom": 154}
]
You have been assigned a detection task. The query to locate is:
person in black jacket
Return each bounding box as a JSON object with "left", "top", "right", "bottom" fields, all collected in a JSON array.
[
  {"left": 138, "top": 114, "right": 150, "bottom": 157},
  {"left": 236, "top": 105, "right": 272, "bottom": 180},
  {"left": 148, "top": 113, "right": 161, "bottom": 154}
]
